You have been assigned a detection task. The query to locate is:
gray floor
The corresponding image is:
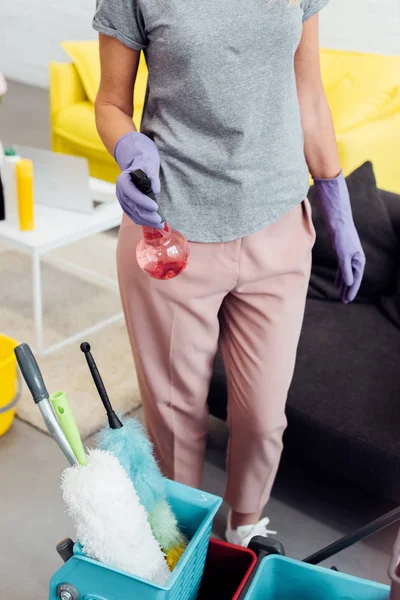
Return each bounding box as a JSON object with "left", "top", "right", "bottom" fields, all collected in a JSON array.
[{"left": 0, "top": 81, "right": 398, "bottom": 597}]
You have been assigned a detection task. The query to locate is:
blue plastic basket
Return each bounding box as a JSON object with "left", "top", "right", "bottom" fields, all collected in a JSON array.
[
  {"left": 244, "top": 555, "right": 390, "bottom": 600},
  {"left": 49, "top": 480, "right": 222, "bottom": 600}
]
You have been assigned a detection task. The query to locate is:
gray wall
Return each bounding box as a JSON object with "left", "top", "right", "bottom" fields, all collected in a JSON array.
[
  {"left": 0, "top": 0, "right": 96, "bottom": 88},
  {"left": 0, "top": 0, "right": 399, "bottom": 89},
  {"left": 320, "top": 0, "right": 400, "bottom": 55}
]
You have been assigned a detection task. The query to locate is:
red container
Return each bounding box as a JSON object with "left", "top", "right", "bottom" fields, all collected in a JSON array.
[{"left": 198, "top": 538, "right": 257, "bottom": 600}]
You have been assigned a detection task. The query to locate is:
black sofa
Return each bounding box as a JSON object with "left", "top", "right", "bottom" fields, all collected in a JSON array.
[{"left": 208, "top": 163, "right": 400, "bottom": 503}]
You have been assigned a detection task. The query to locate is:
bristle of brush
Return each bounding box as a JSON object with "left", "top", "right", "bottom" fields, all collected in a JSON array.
[
  {"left": 165, "top": 542, "right": 187, "bottom": 570},
  {"left": 97, "top": 415, "right": 166, "bottom": 513},
  {"left": 148, "top": 499, "right": 187, "bottom": 552}
]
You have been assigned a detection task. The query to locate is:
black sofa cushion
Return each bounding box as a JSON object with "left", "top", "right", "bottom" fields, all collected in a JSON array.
[
  {"left": 285, "top": 299, "right": 400, "bottom": 502},
  {"left": 379, "top": 189, "right": 400, "bottom": 328},
  {"left": 308, "top": 162, "right": 399, "bottom": 302}
]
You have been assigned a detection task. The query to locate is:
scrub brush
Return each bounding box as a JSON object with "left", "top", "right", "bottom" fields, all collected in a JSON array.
[
  {"left": 81, "top": 341, "right": 188, "bottom": 570},
  {"left": 15, "top": 343, "right": 169, "bottom": 585}
]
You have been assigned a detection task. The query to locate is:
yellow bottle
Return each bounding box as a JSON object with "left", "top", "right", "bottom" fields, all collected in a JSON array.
[{"left": 16, "top": 158, "right": 34, "bottom": 231}]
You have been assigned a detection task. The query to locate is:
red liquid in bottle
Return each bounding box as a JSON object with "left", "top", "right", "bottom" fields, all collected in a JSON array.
[{"left": 136, "top": 223, "right": 190, "bottom": 280}]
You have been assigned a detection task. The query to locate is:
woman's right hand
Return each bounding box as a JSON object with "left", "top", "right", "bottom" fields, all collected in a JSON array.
[{"left": 114, "top": 131, "right": 164, "bottom": 228}]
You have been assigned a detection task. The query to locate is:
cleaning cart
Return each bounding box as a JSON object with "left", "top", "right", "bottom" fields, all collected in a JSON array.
[{"left": 51, "top": 504, "right": 400, "bottom": 600}]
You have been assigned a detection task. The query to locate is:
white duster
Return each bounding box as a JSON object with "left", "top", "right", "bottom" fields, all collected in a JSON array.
[{"left": 61, "top": 449, "right": 170, "bottom": 585}]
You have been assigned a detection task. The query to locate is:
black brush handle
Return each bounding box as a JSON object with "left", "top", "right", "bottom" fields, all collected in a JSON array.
[{"left": 80, "top": 342, "right": 122, "bottom": 429}]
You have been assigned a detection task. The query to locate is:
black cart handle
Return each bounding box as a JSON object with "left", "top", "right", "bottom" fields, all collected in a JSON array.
[{"left": 304, "top": 505, "right": 400, "bottom": 565}]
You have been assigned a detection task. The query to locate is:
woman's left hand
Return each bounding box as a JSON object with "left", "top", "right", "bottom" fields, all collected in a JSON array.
[{"left": 314, "top": 171, "right": 366, "bottom": 304}]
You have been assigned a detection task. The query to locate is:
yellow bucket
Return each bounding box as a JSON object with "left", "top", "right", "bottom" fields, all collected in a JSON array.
[{"left": 0, "top": 335, "right": 20, "bottom": 436}]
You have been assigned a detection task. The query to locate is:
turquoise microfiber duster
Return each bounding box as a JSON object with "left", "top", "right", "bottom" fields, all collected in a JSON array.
[
  {"left": 81, "top": 342, "right": 187, "bottom": 570},
  {"left": 97, "top": 416, "right": 187, "bottom": 569},
  {"left": 98, "top": 416, "right": 165, "bottom": 513}
]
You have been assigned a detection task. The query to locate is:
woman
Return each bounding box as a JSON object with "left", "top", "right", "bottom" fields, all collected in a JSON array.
[{"left": 94, "top": 0, "right": 365, "bottom": 546}]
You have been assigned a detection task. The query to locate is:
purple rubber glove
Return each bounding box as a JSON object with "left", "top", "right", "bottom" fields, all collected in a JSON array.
[
  {"left": 114, "top": 132, "right": 163, "bottom": 228},
  {"left": 314, "top": 171, "right": 366, "bottom": 304}
]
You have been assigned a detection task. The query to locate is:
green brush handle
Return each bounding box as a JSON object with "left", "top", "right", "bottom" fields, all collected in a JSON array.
[{"left": 50, "top": 392, "right": 87, "bottom": 466}]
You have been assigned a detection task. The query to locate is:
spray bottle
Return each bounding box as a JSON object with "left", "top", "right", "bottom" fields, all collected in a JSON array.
[
  {"left": 131, "top": 170, "right": 189, "bottom": 280},
  {"left": 2, "top": 147, "right": 21, "bottom": 225}
]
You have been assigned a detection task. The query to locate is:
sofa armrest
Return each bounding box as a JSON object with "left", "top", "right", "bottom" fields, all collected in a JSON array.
[
  {"left": 49, "top": 61, "right": 87, "bottom": 123},
  {"left": 337, "top": 112, "right": 400, "bottom": 195}
]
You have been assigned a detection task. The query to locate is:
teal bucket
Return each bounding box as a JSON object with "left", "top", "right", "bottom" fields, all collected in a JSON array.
[
  {"left": 244, "top": 555, "right": 390, "bottom": 600},
  {"left": 49, "top": 480, "right": 222, "bottom": 600}
]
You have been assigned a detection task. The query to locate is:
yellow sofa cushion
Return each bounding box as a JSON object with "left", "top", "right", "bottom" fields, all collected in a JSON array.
[
  {"left": 61, "top": 40, "right": 148, "bottom": 109},
  {"left": 60, "top": 42, "right": 400, "bottom": 142},
  {"left": 321, "top": 49, "right": 400, "bottom": 135},
  {"left": 62, "top": 41, "right": 101, "bottom": 104}
]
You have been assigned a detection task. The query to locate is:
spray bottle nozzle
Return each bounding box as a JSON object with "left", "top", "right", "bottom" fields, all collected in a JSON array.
[
  {"left": 130, "top": 169, "right": 153, "bottom": 196},
  {"left": 130, "top": 169, "right": 167, "bottom": 224}
]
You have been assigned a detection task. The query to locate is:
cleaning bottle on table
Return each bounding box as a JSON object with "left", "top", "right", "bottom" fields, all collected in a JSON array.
[
  {"left": 131, "top": 169, "right": 189, "bottom": 280},
  {"left": 16, "top": 158, "right": 34, "bottom": 231},
  {"left": 0, "top": 139, "right": 4, "bottom": 220},
  {"left": 0, "top": 167, "right": 4, "bottom": 221},
  {"left": 2, "top": 147, "right": 21, "bottom": 225}
]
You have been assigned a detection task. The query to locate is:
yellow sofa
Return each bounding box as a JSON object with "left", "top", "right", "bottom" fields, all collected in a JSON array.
[{"left": 50, "top": 42, "right": 400, "bottom": 193}]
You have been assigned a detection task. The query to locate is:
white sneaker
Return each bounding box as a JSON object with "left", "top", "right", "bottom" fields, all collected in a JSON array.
[{"left": 225, "top": 512, "right": 277, "bottom": 547}]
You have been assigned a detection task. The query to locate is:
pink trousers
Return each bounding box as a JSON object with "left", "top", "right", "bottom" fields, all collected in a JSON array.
[{"left": 117, "top": 200, "right": 315, "bottom": 513}]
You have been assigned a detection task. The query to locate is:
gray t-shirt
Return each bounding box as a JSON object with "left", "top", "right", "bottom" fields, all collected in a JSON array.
[{"left": 93, "top": 0, "right": 329, "bottom": 242}]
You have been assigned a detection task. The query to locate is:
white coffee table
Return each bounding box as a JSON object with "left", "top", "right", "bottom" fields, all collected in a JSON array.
[{"left": 0, "top": 180, "right": 123, "bottom": 356}]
